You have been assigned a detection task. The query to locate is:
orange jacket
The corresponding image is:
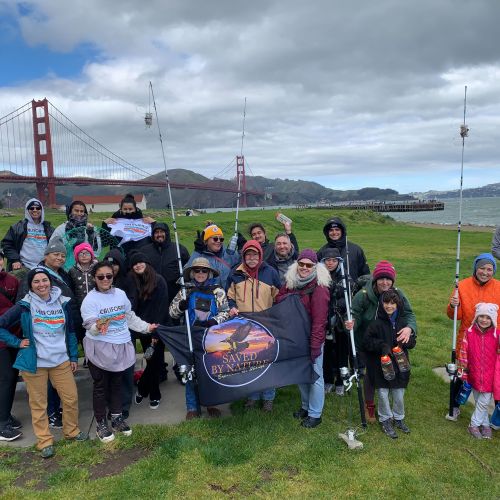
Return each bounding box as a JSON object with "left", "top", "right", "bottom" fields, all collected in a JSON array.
[{"left": 447, "top": 276, "right": 500, "bottom": 350}]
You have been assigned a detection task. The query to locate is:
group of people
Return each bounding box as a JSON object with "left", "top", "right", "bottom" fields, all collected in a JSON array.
[{"left": 0, "top": 194, "right": 498, "bottom": 459}]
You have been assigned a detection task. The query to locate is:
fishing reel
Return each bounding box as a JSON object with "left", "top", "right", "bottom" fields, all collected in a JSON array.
[
  {"left": 178, "top": 364, "right": 195, "bottom": 384},
  {"left": 446, "top": 363, "right": 457, "bottom": 379}
]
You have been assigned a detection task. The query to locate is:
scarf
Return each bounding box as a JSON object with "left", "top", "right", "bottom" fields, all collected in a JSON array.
[{"left": 295, "top": 268, "right": 317, "bottom": 289}]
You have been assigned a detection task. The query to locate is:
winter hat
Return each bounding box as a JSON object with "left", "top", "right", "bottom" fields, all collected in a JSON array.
[
  {"left": 472, "top": 253, "right": 496, "bottom": 275},
  {"left": 321, "top": 248, "right": 341, "bottom": 262},
  {"left": 44, "top": 239, "right": 66, "bottom": 256},
  {"left": 73, "top": 242, "right": 94, "bottom": 261},
  {"left": 129, "top": 252, "right": 152, "bottom": 268},
  {"left": 27, "top": 199, "right": 42, "bottom": 210},
  {"left": 27, "top": 267, "right": 52, "bottom": 289},
  {"left": 297, "top": 249, "right": 318, "bottom": 264},
  {"left": 183, "top": 257, "right": 219, "bottom": 281},
  {"left": 203, "top": 224, "right": 223, "bottom": 241},
  {"left": 373, "top": 260, "right": 396, "bottom": 282},
  {"left": 472, "top": 302, "right": 498, "bottom": 329},
  {"left": 242, "top": 240, "right": 263, "bottom": 259}
]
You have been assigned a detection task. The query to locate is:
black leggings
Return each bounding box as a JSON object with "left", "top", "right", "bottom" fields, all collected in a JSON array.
[{"left": 88, "top": 361, "right": 123, "bottom": 420}]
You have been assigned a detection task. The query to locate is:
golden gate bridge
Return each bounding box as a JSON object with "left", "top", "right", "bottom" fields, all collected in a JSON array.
[{"left": 0, "top": 99, "right": 262, "bottom": 207}]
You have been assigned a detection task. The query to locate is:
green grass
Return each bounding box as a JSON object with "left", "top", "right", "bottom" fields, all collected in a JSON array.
[{"left": 0, "top": 208, "right": 498, "bottom": 499}]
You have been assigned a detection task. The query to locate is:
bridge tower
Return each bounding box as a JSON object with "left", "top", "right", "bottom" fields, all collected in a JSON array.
[
  {"left": 236, "top": 155, "right": 247, "bottom": 208},
  {"left": 31, "top": 99, "right": 56, "bottom": 207}
]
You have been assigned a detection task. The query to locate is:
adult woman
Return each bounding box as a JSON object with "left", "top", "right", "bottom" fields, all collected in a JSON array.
[
  {"left": 348, "top": 260, "right": 417, "bottom": 423},
  {"left": 0, "top": 268, "right": 85, "bottom": 458},
  {"left": 276, "top": 249, "right": 331, "bottom": 428},
  {"left": 126, "top": 252, "right": 169, "bottom": 410},
  {"left": 447, "top": 252, "right": 500, "bottom": 420},
  {"left": 81, "top": 262, "right": 158, "bottom": 442}
]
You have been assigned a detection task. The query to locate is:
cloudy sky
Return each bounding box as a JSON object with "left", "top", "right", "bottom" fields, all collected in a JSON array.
[{"left": 1, "top": 0, "right": 500, "bottom": 194}]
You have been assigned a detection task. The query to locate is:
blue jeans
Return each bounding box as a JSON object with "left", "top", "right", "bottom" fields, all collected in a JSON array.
[
  {"left": 298, "top": 345, "right": 324, "bottom": 418},
  {"left": 185, "top": 381, "right": 200, "bottom": 412},
  {"left": 248, "top": 388, "right": 276, "bottom": 401}
]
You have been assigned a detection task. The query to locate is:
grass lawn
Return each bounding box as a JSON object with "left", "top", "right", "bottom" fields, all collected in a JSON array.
[{"left": 0, "top": 207, "right": 498, "bottom": 499}]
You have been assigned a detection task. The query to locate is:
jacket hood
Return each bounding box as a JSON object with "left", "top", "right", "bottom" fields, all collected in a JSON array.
[
  {"left": 22, "top": 285, "right": 69, "bottom": 307},
  {"left": 151, "top": 222, "right": 171, "bottom": 244},
  {"left": 284, "top": 261, "right": 332, "bottom": 289},
  {"left": 322, "top": 217, "right": 347, "bottom": 247},
  {"left": 103, "top": 248, "right": 126, "bottom": 274},
  {"left": 66, "top": 201, "right": 88, "bottom": 219},
  {"left": 24, "top": 198, "right": 44, "bottom": 224},
  {"left": 111, "top": 208, "right": 144, "bottom": 219}
]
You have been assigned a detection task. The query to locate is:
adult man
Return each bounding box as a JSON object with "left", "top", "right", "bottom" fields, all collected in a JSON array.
[
  {"left": 317, "top": 217, "right": 369, "bottom": 281},
  {"left": 266, "top": 232, "right": 299, "bottom": 285},
  {"left": 248, "top": 219, "right": 298, "bottom": 262},
  {"left": 141, "top": 222, "right": 190, "bottom": 304},
  {"left": 1, "top": 199, "right": 53, "bottom": 272}
]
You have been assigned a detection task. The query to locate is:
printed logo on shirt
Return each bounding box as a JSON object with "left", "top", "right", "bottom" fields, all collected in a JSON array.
[
  {"left": 26, "top": 227, "right": 47, "bottom": 246},
  {"left": 33, "top": 307, "right": 65, "bottom": 332},
  {"left": 99, "top": 305, "right": 127, "bottom": 333}
]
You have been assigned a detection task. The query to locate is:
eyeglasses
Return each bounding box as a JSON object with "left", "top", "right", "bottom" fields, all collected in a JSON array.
[
  {"left": 211, "top": 237, "right": 224, "bottom": 242},
  {"left": 28, "top": 207, "right": 41, "bottom": 211},
  {"left": 79, "top": 251, "right": 91, "bottom": 256},
  {"left": 298, "top": 261, "right": 315, "bottom": 269},
  {"left": 193, "top": 268, "right": 209, "bottom": 274},
  {"left": 95, "top": 274, "right": 113, "bottom": 281}
]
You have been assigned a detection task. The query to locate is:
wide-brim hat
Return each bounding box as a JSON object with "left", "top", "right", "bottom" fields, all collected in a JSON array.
[{"left": 183, "top": 257, "right": 219, "bottom": 281}]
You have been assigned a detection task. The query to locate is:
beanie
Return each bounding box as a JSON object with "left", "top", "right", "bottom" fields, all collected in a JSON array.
[
  {"left": 473, "top": 253, "right": 496, "bottom": 275},
  {"left": 129, "top": 252, "right": 152, "bottom": 268},
  {"left": 373, "top": 260, "right": 396, "bottom": 282},
  {"left": 27, "top": 267, "right": 52, "bottom": 289},
  {"left": 203, "top": 224, "right": 223, "bottom": 241},
  {"left": 472, "top": 302, "right": 498, "bottom": 329},
  {"left": 73, "top": 242, "right": 94, "bottom": 261},
  {"left": 44, "top": 239, "right": 66, "bottom": 256},
  {"left": 297, "top": 249, "right": 318, "bottom": 264},
  {"left": 321, "top": 248, "right": 341, "bottom": 262}
]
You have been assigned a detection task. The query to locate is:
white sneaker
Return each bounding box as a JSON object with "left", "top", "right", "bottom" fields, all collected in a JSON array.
[
  {"left": 445, "top": 407, "right": 460, "bottom": 421},
  {"left": 324, "top": 383, "right": 334, "bottom": 394}
]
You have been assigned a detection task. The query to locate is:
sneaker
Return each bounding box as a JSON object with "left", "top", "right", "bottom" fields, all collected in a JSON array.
[
  {"left": 7, "top": 415, "right": 22, "bottom": 430},
  {"left": 0, "top": 426, "right": 22, "bottom": 441},
  {"left": 149, "top": 400, "right": 160, "bottom": 410},
  {"left": 381, "top": 419, "right": 398, "bottom": 439},
  {"left": 185, "top": 411, "right": 201, "bottom": 420},
  {"left": 468, "top": 425, "right": 482, "bottom": 439},
  {"left": 480, "top": 426, "right": 492, "bottom": 439},
  {"left": 393, "top": 419, "right": 411, "bottom": 433},
  {"left": 335, "top": 385, "right": 345, "bottom": 396},
  {"left": 40, "top": 445, "right": 55, "bottom": 459},
  {"left": 293, "top": 408, "right": 308, "bottom": 420},
  {"left": 445, "top": 407, "right": 460, "bottom": 422},
  {"left": 68, "top": 431, "right": 88, "bottom": 442},
  {"left": 48, "top": 411, "right": 63, "bottom": 429},
  {"left": 111, "top": 415, "right": 132, "bottom": 436},
  {"left": 207, "top": 407, "right": 221, "bottom": 418},
  {"left": 244, "top": 399, "right": 257, "bottom": 409},
  {"left": 96, "top": 419, "right": 115, "bottom": 443},
  {"left": 324, "top": 383, "right": 334, "bottom": 394},
  {"left": 262, "top": 400, "right": 273, "bottom": 413},
  {"left": 135, "top": 392, "right": 144, "bottom": 405},
  {"left": 108, "top": 410, "right": 129, "bottom": 420},
  {"left": 301, "top": 416, "right": 322, "bottom": 428}
]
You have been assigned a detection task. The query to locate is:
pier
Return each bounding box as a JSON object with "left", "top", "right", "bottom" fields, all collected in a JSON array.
[{"left": 298, "top": 200, "right": 445, "bottom": 212}]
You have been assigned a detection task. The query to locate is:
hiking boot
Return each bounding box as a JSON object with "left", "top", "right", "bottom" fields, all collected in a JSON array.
[
  {"left": 393, "top": 419, "right": 411, "bottom": 434},
  {"left": 68, "top": 431, "right": 88, "bottom": 442},
  {"left": 301, "top": 416, "right": 322, "bottom": 428},
  {"left": 135, "top": 391, "right": 144, "bottom": 405},
  {"left": 48, "top": 411, "right": 63, "bottom": 429},
  {"left": 244, "top": 399, "right": 258, "bottom": 409},
  {"left": 7, "top": 415, "right": 22, "bottom": 430},
  {"left": 0, "top": 425, "right": 22, "bottom": 441},
  {"left": 96, "top": 419, "right": 114, "bottom": 443},
  {"left": 262, "top": 400, "right": 273, "bottom": 413},
  {"left": 480, "top": 426, "right": 492, "bottom": 439},
  {"left": 185, "top": 411, "right": 201, "bottom": 421},
  {"left": 111, "top": 415, "right": 132, "bottom": 436},
  {"left": 40, "top": 445, "right": 55, "bottom": 459},
  {"left": 324, "top": 383, "right": 334, "bottom": 394},
  {"left": 335, "top": 385, "right": 345, "bottom": 396},
  {"left": 381, "top": 419, "right": 398, "bottom": 439},
  {"left": 365, "top": 402, "right": 376, "bottom": 424},
  {"left": 293, "top": 408, "right": 308, "bottom": 420},
  {"left": 445, "top": 407, "right": 460, "bottom": 422},
  {"left": 207, "top": 407, "right": 221, "bottom": 418},
  {"left": 468, "top": 425, "right": 482, "bottom": 439},
  {"left": 149, "top": 399, "right": 161, "bottom": 410}
]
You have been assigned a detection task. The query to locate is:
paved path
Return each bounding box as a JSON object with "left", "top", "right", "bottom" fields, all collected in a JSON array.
[{"left": 4, "top": 353, "right": 230, "bottom": 448}]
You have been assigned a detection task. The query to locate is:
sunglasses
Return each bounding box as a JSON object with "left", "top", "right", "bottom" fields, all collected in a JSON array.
[
  {"left": 298, "top": 261, "right": 315, "bottom": 269},
  {"left": 210, "top": 237, "right": 224, "bottom": 242},
  {"left": 193, "top": 268, "right": 209, "bottom": 274},
  {"left": 95, "top": 274, "right": 113, "bottom": 281},
  {"left": 28, "top": 207, "right": 41, "bottom": 211}
]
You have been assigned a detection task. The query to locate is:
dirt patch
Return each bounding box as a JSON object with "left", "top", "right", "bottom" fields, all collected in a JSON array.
[
  {"left": 88, "top": 447, "right": 149, "bottom": 480},
  {"left": 209, "top": 483, "right": 239, "bottom": 494}
]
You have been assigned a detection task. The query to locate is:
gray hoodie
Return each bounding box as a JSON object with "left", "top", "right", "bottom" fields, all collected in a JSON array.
[{"left": 20, "top": 198, "right": 49, "bottom": 269}]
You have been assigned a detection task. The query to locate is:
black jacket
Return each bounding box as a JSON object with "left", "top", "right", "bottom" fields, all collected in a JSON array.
[
  {"left": 102, "top": 249, "right": 129, "bottom": 290},
  {"left": 68, "top": 262, "right": 97, "bottom": 306},
  {"left": 1, "top": 220, "right": 54, "bottom": 270},
  {"left": 363, "top": 308, "right": 416, "bottom": 389},
  {"left": 265, "top": 233, "right": 299, "bottom": 269},
  {"left": 317, "top": 217, "right": 369, "bottom": 281},
  {"left": 140, "top": 222, "right": 190, "bottom": 304}
]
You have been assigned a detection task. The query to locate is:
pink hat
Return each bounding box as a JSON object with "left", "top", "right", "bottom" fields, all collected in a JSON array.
[
  {"left": 472, "top": 302, "right": 498, "bottom": 329},
  {"left": 73, "top": 242, "right": 94, "bottom": 261},
  {"left": 373, "top": 260, "right": 396, "bottom": 282}
]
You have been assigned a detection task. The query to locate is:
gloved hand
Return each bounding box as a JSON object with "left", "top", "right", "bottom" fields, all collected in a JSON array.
[
  {"left": 311, "top": 348, "right": 321, "bottom": 362},
  {"left": 237, "top": 232, "right": 247, "bottom": 251},
  {"left": 194, "top": 230, "right": 205, "bottom": 253},
  {"left": 178, "top": 299, "right": 187, "bottom": 311}
]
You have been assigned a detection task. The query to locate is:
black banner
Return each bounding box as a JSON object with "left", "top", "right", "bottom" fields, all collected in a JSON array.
[{"left": 156, "top": 295, "right": 315, "bottom": 406}]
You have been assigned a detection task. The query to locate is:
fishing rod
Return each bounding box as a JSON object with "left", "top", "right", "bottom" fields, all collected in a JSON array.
[
  {"left": 228, "top": 97, "right": 246, "bottom": 253},
  {"left": 446, "top": 85, "right": 468, "bottom": 420},
  {"left": 148, "top": 81, "right": 195, "bottom": 369}
]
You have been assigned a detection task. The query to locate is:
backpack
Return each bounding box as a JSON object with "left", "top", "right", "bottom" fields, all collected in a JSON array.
[{"left": 187, "top": 287, "right": 219, "bottom": 326}]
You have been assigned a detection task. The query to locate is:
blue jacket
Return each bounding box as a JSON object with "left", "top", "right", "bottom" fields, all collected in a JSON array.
[{"left": 0, "top": 295, "right": 78, "bottom": 373}]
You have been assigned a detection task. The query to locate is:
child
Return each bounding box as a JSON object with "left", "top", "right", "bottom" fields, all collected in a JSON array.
[
  {"left": 458, "top": 302, "right": 499, "bottom": 439},
  {"left": 363, "top": 289, "right": 416, "bottom": 439},
  {"left": 169, "top": 257, "right": 230, "bottom": 420}
]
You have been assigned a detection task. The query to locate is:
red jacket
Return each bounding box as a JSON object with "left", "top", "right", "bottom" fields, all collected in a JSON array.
[
  {"left": 276, "top": 262, "right": 331, "bottom": 360},
  {"left": 0, "top": 271, "right": 20, "bottom": 349},
  {"left": 458, "top": 324, "right": 499, "bottom": 395}
]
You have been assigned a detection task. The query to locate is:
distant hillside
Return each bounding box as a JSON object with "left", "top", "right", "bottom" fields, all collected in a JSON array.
[
  {"left": 1, "top": 168, "right": 412, "bottom": 209},
  {"left": 412, "top": 182, "right": 500, "bottom": 199}
]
